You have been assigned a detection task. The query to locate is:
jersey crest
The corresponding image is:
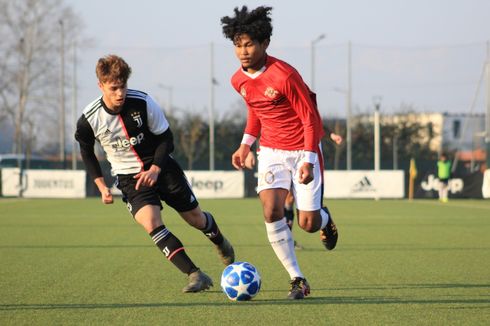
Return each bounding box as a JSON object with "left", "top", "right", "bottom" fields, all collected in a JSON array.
[
  {"left": 264, "top": 86, "right": 279, "bottom": 98},
  {"left": 240, "top": 86, "right": 247, "bottom": 98},
  {"left": 131, "top": 111, "right": 143, "bottom": 128}
]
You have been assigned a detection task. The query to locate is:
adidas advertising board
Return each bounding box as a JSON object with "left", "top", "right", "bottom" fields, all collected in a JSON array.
[{"left": 323, "top": 171, "right": 405, "bottom": 198}]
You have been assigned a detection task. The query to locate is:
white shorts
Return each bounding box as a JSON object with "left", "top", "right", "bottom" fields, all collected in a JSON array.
[{"left": 256, "top": 145, "right": 324, "bottom": 211}]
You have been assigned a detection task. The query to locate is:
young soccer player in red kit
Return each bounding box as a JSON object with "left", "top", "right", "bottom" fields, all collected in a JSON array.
[{"left": 221, "top": 6, "right": 339, "bottom": 299}]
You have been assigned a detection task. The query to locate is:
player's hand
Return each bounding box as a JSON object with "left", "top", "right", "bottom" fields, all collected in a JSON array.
[
  {"left": 244, "top": 151, "right": 256, "bottom": 169},
  {"left": 330, "top": 133, "right": 343, "bottom": 145},
  {"left": 134, "top": 165, "right": 161, "bottom": 190},
  {"left": 101, "top": 188, "right": 114, "bottom": 204},
  {"left": 298, "top": 162, "right": 314, "bottom": 185},
  {"left": 94, "top": 177, "right": 114, "bottom": 204},
  {"left": 231, "top": 144, "right": 251, "bottom": 170}
]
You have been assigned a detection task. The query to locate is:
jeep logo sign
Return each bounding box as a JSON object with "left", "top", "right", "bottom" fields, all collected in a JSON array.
[
  {"left": 190, "top": 177, "right": 224, "bottom": 191},
  {"left": 185, "top": 171, "right": 244, "bottom": 198},
  {"left": 421, "top": 174, "right": 464, "bottom": 193}
]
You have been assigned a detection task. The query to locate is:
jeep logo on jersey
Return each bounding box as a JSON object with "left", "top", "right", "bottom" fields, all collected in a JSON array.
[
  {"left": 111, "top": 132, "right": 144, "bottom": 151},
  {"left": 131, "top": 111, "right": 143, "bottom": 127}
]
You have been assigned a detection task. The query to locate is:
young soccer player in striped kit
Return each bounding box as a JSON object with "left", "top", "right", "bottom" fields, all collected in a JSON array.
[{"left": 75, "top": 55, "right": 235, "bottom": 294}]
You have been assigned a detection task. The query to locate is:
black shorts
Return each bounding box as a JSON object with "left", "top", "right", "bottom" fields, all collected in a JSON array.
[
  {"left": 116, "top": 157, "right": 199, "bottom": 217},
  {"left": 439, "top": 178, "right": 449, "bottom": 185}
]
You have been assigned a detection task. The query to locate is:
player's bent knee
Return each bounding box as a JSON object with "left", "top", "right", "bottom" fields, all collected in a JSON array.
[
  {"left": 298, "top": 212, "right": 322, "bottom": 233},
  {"left": 298, "top": 220, "right": 316, "bottom": 233},
  {"left": 135, "top": 205, "right": 164, "bottom": 233},
  {"left": 262, "top": 207, "right": 284, "bottom": 223}
]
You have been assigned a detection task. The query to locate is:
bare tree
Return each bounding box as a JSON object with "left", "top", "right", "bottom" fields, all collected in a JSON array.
[
  {"left": 0, "top": 0, "right": 82, "bottom": 157},
  {"left": 178, "top": 112, "right": 207, "bottom": 170}
]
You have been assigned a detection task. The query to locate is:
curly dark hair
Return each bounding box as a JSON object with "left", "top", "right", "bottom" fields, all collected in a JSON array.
[{"left": 221, "top": 6, "right": 273, "bottom": 43}]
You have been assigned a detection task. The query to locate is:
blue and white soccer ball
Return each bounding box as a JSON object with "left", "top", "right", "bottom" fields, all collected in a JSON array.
[{"left": 220, "top": 261, "right": 261, "bottom": 301}]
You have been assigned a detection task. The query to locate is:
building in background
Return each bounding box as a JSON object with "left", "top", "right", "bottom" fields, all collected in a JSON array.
[{"left": 355, "top": 112, "right": 485, "bottom": 153}]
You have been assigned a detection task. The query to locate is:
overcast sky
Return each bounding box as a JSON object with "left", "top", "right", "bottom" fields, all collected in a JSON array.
[{"left": 66, "top": 0, "right": 490, "bottom": 118}]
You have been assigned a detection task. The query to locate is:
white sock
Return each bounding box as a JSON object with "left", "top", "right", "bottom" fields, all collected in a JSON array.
[
  {"left": 320, "top": 208, "right": 330, "bottom": 230},
  {"left": 265, "top": 218, "right": 303, "bottom": 279}
]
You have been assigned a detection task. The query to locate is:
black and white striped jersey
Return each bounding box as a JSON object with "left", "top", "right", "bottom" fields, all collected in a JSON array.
[{"left": 75, "top": 89, "right": 170, "bottom": 177}]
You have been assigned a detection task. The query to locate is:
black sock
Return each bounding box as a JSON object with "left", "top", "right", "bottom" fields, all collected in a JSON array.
[
  {"left": 201, "top": 212, "right": 224, "bottom": 245},
  {"left": 150, "top": 225, "right": 198, "bottom": 275},
  {"left": 284, "top": 207, "right": 294, "bottom": 231}
]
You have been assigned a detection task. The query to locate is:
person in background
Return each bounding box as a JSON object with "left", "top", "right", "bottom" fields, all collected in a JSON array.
[{"left": 437, "top": 152, "right": 451, "bottom": 202}]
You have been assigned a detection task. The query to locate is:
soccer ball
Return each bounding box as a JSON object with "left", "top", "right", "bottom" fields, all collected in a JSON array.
[{"left": 220, "top": 261, "right": 261, "bottom": 301}]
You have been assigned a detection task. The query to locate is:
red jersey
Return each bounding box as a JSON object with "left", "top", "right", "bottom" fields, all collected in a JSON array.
[{"left": 231, "top": 55, "right": 325, "bottom": 151}]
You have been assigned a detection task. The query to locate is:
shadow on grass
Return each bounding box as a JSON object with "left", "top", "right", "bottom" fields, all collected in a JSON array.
[
  {"left": 301, "top": 245, "right": 490, "bottom": 252},
  {"left": 3, "top": 243, "right": 487, "bottom": 251},
  {"left": 325, "top": 283, "right": 490, "bottom": 291},
  {"left": 0, "top": 244, "right": 271, "bottom": 249},
  {"left": 2, "top": 291, "right": 489, "bottom": 311},
  {"left": 0, "top": 245, "right": 154, "bottom": 249}
]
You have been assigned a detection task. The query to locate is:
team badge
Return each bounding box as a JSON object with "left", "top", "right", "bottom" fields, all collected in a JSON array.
[
  {"left": 258, "top": 171, "right": 275, "bottom": 187},
  {"left": 264, "top": 87, "right": 278, "bottom": 98},
  {"left": 264, "top": 171, "right": 275, "bottom": 184},
  {"left": 131, "top": 111, "right": 143, "bottom": 128},
  {"left": 240, "top": 86, "right": 247, "bottom": 98}
]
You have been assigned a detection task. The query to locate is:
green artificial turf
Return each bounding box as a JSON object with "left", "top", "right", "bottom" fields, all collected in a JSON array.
[{"left": 0, "top": 198, "right": 489, "bottom": 325}]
